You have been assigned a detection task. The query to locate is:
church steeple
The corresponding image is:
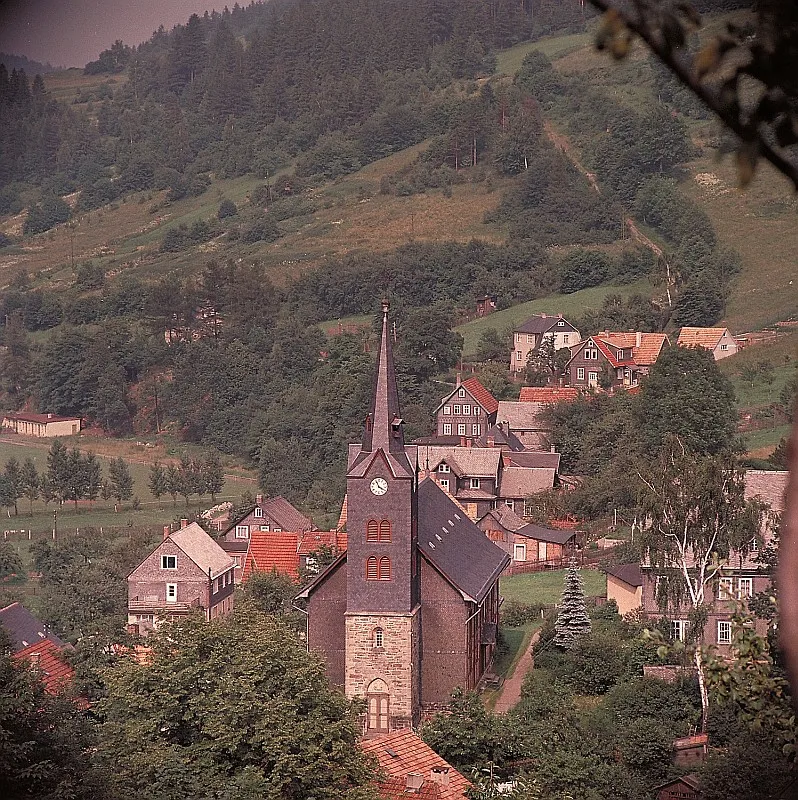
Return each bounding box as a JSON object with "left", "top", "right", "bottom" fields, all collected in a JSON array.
[{"left": 363, "top": 300, "right": 404, "bottom": 454}]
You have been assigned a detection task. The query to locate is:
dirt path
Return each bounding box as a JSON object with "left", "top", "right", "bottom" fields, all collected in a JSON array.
[
  {"left": 492, "top": 629, "right": 541, "bottom": 713},
  {"left": 542, "top": 120, "right": 665, "bottom": 263}
]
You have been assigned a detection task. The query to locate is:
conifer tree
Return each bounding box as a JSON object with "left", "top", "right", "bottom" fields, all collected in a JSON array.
[{"left": 553, "top": 559, "right": 592, "bottom": 649}]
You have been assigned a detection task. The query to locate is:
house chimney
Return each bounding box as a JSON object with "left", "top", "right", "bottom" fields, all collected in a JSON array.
[
  {"left": 551, "top": 445, "right": 556, "bottom": 454},
  {"left": 163, "top": 525, "right": 171, "bottom": 540},
  {"left": 430, "top": 768, "right": 450, "bottom": 786},
  {"left": 180, "top": 518, "right": 189, "bottom": 528},
  {"left": 487, "top": 436, "right": 495, "bottom": 447},
  {"left": 256, "top": 493, "right": 263, "bottom": 505},
  {"left": 636, "top": 331, "right": 642, "bottom": 347},
  {"left": 47, "top": 413, "right": 54, "bottom": 419},
  {"left": 406, "top": 773, "right": 424, "bottom": 792},
  {"left": 460, "top": 435, "right": 467, "bottom": 447},
  {"left": 456, "top": 371, "right": 462, "bottom": 387}
]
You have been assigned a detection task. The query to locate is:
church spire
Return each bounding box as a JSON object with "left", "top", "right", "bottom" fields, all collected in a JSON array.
[{"left": 362, "top": 300, "right": 405, "bottom": 455}]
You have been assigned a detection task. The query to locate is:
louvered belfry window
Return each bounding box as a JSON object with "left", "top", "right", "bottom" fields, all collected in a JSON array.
[
  {"left": 379, "top": 557, "right": 391, "bottom": 581},
  {"left": 366, "top": 519, "right": 379, "bottom": 542},
  {"left": 366, "top": 556, "right": 378, "bottom": 580},
  {"left": 379, "top": 520, "right": 392, "bottom": 542}
]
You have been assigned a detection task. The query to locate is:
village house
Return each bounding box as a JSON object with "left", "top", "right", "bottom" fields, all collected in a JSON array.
[
  {"left": 676, "top": 326, "right": 739, "bottom": 360},
  {"left": 434, "top": 376, "right": 498, "bottom": 440},
  {"left": 361, "top": 728, "right": 470, "bottom": 800},
  {"left": 653, "top": 775, "right": 702, "bottom": 800},
  {"left": 477, "top": 506, "right": 577, "bottom": 564},
  {"left": 510, "top": 314, "right": 581, "bottom": 373},
  {"left": 1, "top": 411, "right": 81, "bottom": 437},
  {"left": 495, "top": 400, "right": 552, "bottom": 450},
  {"left": 566, "top": 331, "right": 669, "bottom": 390},
  {"left": 241, "top": 528, "right": 348, "bottom": 582},
  {"left": 638, "top": 470, "right": 787, "bottom": 652},
  {"left": 603, "top": 563, "right": 643, "bottom": 615},
  {"left": 218, "top": 493, "right": 315, "bottom": 581},
  {"left": 297, "top": 303, "right": 510, "bottom": 733},
  {"left": 475, "top": 295, "right": 497, "bottom": 317},
  {"left": 0, "top": 602, "right": 75, "bottom": 694},
  {"left": 518, "top": 386, "right": 580, "bottom": 403},
  {"left": 127, "top": 520, "right": 235, "bottom": 635},
  {"left": 497, "top": 450, "right": 561, "bottom": 514}
]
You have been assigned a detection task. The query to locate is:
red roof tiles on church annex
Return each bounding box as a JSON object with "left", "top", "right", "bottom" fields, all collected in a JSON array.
[
  {"left": 13, "top": 638, "right": 74, "bottom": 695},
  {"left": 461, "top": 377, "right": 499, "bottom": 415},
  {"left": 242, "top": 530, "right": 348, "bottom": 581},
  {"left": 361, "top": 729, "right": 470, "bottom": 800}
]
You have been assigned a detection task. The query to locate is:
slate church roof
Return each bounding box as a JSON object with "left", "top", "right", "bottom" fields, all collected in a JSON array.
[
  {"left": 417, "top": 478, "right": 510, "bottom": 603},
  {"left": 0, "top": 601, "right": 66, "bottom": 652}
]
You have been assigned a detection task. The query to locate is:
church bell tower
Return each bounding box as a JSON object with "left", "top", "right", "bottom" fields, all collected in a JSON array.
[{"left": 344, "top": 301, "right": 420, "bottom": 732}]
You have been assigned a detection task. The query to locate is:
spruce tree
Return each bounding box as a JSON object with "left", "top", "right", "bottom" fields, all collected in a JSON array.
[{"left": 553, "top": 559, "right": 592, "bottom": 649}]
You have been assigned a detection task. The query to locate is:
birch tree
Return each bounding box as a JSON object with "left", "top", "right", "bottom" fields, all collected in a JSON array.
[{"left": 637, "top": 438, "right": 764, "bottom": 731}]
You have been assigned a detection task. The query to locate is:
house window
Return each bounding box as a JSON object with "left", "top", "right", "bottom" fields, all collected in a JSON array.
[
  {"left": 717, "top": 577, "right": 733, "bottom": 599},
  {"left": 443, "top": 423, "right": 452, "bottom": 435},
  {"left": 738, "top": 578, "right": 753, "bottom": 599},
  {"left": 505, "top": 499, "right": 515, "bottom": 509},
  {"left": 463, "top": 404, "right": 471, "bottom": 415},
  {"left": 161, "top": 555, "right": 177, "bottom": 570},
  {"left": 366, "top": 556, "right": 379, "bottom": 580},
  {"left": 166, "top": 583, "right": 178, "bottom": 603},
  {"left": 557, "top": 320, "right": 564, "bottom": 326},
  {"left": 514, "top": 543, "right": 527, "bottom": 561},
  {"left": 563, "top": 334, "right": 570, "bottom": 344},
  {"left": 527, "top": 334, "right": 534, "bottom": 343},
  {"left": 254, "top": 507, "right": 263, "bottom": 518},
  {"left": 305, "top": 556, "right": 319, "bottom": 574},
  {"left": 213, "top": 578, "right": 219, "bottom": 593},
  {"left": 720, "top": 344, "right": 728, "bottom": 350},
  {"left": 577, "top": 368, "right": 585, "bottom": 380},
  {"left": 235, "top": 525, "right": 249, "bottom": 539},
  {"left": 259, "top": 525, "right": 270, "bottom": 531},
  {"left": 453, "top": 404, "right": 461, "bottom": 415},
  {"left": 379, "top": 520, "right": 392, "bottom": 542},
  {"left": 458, "top": 388, "right": 465, "bottom": 398},
  {"left": 515, "top": 333, "right": 521, "bottom": 343},
  {"left": 717, "top": 620, "right": 732, "bottom": 645},
  {"left": 232, "top": 555, "right": 241, "bottom": 568},
  {"left": 367, "top": 519, "right": 379, "bottom": 542},
  {"left": 470, "top": 478, "right": 480, "bottom": 489},
  {"left": 750, "top": 538, "right": 759, "bottom": 552},
  {"left": 379, "top": 557, "right": 391, "bottom": 580},
  {"left": 585, "top": 349, "right": 598, "bottom": 359},
  {"left": 671, "top": 620, "right": 688, "bottom": 642},
  {"left": 458, "top": 424, "right": 466, "bottom": 435},
  {"left": 472, "top": 424, "right": 480, "bottom": 436},
  {"left": 516, "top": 351, "right": 523, "bottom": 361},
  {"left": 443, "top": 405, "right": 451, "bottom": 415},
  {"left": 588, "top": 371, "right": 598, "bottom": 384},
  {"left": 440, "top": 479, "right": 449, "bottom": 490},
  {"left": 439, "top": 463, "right": 450, "bottom": 473},
  {"left": 374, "top": 628, "right": 384, "bottom": 648},
  {"left": 273, "top": 527, "right": 282, "bottom": 533}
]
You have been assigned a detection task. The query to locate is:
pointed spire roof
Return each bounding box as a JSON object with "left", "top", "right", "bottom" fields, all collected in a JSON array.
[{"left": 348, "top": 301, "right": 414, "bottom": 478}]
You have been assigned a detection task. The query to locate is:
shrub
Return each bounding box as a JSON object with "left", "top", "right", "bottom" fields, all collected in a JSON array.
[
  {"left": 500, "top": 600, "right": 544, "bottom": 627},
  {"left": 217, "top": 199, "right": 238, "bottom": 220},
  {"left": 559, "top": 249, "right": 612, "bottom": 293},
  {"left": 23, "top": 195, "right": 71, "bottom": 235}
]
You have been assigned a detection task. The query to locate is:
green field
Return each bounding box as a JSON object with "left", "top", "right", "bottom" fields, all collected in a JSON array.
[
  {"left": 0, "top": 438, "right": 257, "bottom": 535},
  {"left": 743, "top": 424, "right": 791, "bottom": 455},
  {"left": 456, "top": 281, "right": 652, "bottom": 357},
  {"left": 495, "top": 30, "right": 593, "bottom": 76},
  {"left": 500, "top": 569, "right": 606, "bottom": 605}
]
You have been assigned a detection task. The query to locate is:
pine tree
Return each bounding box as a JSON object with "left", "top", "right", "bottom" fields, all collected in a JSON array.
[{"left": 553, "top": 559, "right": 592, "bottom": 649}]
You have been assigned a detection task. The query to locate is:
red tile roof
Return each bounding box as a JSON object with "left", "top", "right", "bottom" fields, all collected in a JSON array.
[
  {"left": 378, "top": 778, "right": 442, "bottom": 800},
  {"left": 461, "top": 377, "right": 499, "bottom": 415},
  {"left": 598, "top": 331, "right": 669, "bottom": 366},
  {"left": 677, "top": 327, "right": 728, "bottom": 349},
  {"left": 519, "top": 387, "right": 579, "bottom": 403},
  {"left": 242, "top": 530, "right": 348, "bottom": 581},
  {"left": 13, "top": 639, "right": 74, "bottom": 695},
  {"left": 361, "top": 729, "right": 470, "bottom": 800},
  {"left": 243, "top": 532, "right": 300, "bottom": 580}
]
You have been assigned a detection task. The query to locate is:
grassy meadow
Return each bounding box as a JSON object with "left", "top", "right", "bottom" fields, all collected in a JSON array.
[{"left": 500, "top": 568, "right": 607, "bottom": 605}]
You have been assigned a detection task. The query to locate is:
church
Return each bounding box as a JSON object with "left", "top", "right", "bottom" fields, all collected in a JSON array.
[{"left": 297, "top": 302, "right": 510, "bottom": 733}]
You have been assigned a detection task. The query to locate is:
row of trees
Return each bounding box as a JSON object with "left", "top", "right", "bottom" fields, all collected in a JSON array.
[
  {"left": 0, "top": 443, "right": 133, "bottom": 515},
  {"left": 148, "top": 453, "right": 224, "bottom": 507}
]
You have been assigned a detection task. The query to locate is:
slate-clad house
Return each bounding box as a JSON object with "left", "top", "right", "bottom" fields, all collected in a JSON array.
[
  {"left": 566, "top": 331, "right": 668, "bottom": 389},
  {"left": 510, "top": 314, "right": 581, "bottom": 373},
  {"left": 434, "top": 376, "right": 498, "bottom": 440},
  {"left": 128, "top": 521, "right": 235, "bottom": 635},
  {"left": 298, "top": 303, "right": 510, "bottom": 733},
  {"left": 477, "top": 508, "right": 575, "bottom": 563}
]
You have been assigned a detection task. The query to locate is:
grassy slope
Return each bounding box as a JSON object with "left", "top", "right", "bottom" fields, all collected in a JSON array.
[
  {"left": 456, "top": 280, "right": 652, "bottom": 357},
  {"left": 500, "top": 569, "right": 607, "bottom": 605}
]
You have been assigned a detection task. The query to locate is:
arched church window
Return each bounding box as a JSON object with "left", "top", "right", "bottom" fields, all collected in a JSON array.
[
  {"left": 366, "top": 519, "right": 379, "bottom": 542},
  {"left": 379, "top": 557, "right": 391, "bottom": 581},
  {"left": 374, "top": 627, "right": 384, "bottom": 648},
  {"left": 366, "top": 678, "right": 389, "bottom": 732},
  {"left": 366, "top": 556, "right": 378, "bottom": 580},
  {"left": 379, "top": 519, "right": 392, "bottom": 542}
]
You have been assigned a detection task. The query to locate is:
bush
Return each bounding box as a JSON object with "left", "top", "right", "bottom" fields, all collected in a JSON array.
[
  {"left": 500, "top": 600, "right": 544, "bottom": 627},
  {"left": 559, "top": 249, "right": 611, "bottom": 293},
  {"left": 217, "top": 199, "right": 238, "bottom": 220},
  {"left": 241, "top": 215, "right": 280, "bottom": 244},
  {"left": 23, "top": 195, "right": 71, "bottom": 235},
  {"left": 562, "top": 632, "right": 626, "bottom": 694}
]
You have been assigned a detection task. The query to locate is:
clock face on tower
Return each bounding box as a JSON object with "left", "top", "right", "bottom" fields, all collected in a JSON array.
[{"left": 370, "top": 477, "right": 388, "bottom": 496}]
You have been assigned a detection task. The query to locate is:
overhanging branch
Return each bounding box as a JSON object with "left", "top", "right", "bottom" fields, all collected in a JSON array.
[{"left": 586, "top": 0, "right": 798, "bottom": 191}]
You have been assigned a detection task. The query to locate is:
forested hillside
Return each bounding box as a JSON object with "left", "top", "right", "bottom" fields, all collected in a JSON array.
[{"left": 0, "top": 0, "right": 787, "bottom": 508}]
